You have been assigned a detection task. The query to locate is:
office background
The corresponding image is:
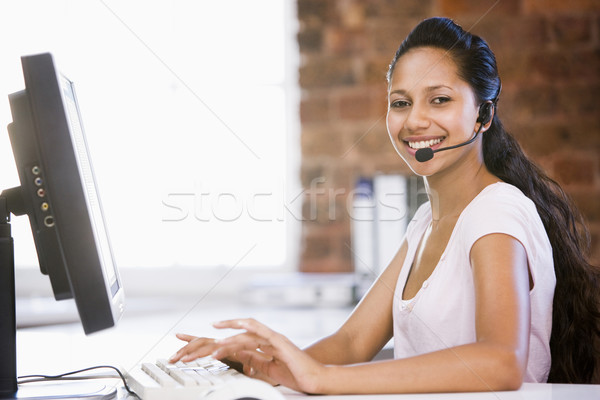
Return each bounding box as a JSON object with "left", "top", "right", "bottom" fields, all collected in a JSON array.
[
  {"left": 296, "top": 0, "right": 600, "bottom": 273},
  {"left": 0, "top": 0, "right": 598, "bottom": 294},
  {"left": 1, "top": 0, "right": 599, "bottom": 392}
]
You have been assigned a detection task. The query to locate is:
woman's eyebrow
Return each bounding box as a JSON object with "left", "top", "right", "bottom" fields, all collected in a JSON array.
[
  {"left": 389, "top": 84, "right": 454, "bottom": 96},
  {"left": 389, "top": 88, "right": 409, "bottom": 96},
  {"left": 425, "top": 84, "right": 454, "bottom": 93}
]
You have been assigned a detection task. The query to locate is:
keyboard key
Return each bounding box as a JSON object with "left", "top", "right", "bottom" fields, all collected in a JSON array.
[
  {"left": 126, "top": 356, "right": 285, "bottom": 400},
  {"left": 168, "top": 368, "right": 198, "bottom": 387},
  {"left": 141, "top": 363, "right": 177, "bottom": 387}
]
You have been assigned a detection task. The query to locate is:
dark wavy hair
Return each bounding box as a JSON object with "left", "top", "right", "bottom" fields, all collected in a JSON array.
[{"left": 387, "top": 17, "right": 600, "bottom": 383}]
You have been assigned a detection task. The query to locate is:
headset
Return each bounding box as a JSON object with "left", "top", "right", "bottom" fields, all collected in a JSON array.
[{"left": 415, "top": 100, "right": 496, "bottom": 163}]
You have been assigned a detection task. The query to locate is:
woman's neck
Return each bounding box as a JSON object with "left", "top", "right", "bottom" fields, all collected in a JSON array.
[{"left": 424, "top": 155, "right": 500, "bottom": 222}]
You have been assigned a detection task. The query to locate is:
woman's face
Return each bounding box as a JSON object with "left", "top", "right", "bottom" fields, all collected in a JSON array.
[{"left": 386, "top": 47, "right": 483, "bottom": 176}]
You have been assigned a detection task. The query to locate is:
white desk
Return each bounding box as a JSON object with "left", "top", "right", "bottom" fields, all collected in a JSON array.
[
  {"left": 276, "top": 384, "right": 600, "bottom": 399},
  {"left": 14, "top": 297, "right": 600, "bottom": 400}
]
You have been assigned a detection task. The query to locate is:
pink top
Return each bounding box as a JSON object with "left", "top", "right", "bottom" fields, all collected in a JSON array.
[{"left": 392, "top": 182, "right": 555, "bottom": 382}]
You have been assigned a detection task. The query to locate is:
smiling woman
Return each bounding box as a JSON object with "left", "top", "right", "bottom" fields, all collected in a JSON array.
[
  {"left": 169, "top": 17, "right": 599, "bottom": 394},
  {"left": 385, "top": 17, "right": 599, "bottom": 385},
  {"left": 386, "top": 47, "right": 488, "bottom": 172},
  {"left": 0, "top": 0, "right": 300, "bottom": 270}
]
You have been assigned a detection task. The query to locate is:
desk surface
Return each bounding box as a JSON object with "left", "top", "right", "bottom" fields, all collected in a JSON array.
[
  {"left": 113, "top": 382, "right": 600, "bottom": 400},
  {"left": 15, "top": 298, "right": 600, "bottom": 400},
  {"left": 279, "top": 384, "right": 600, "bottom": 399}
]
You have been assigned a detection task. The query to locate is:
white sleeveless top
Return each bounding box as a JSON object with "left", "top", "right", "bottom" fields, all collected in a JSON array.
[{"left": 392, "top": 182, "right": 555, "bottom": 382}]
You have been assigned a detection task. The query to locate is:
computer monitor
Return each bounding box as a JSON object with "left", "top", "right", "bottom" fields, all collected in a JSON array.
[{"left": 0, "top": 53, "right": 125, "bottom": 397}]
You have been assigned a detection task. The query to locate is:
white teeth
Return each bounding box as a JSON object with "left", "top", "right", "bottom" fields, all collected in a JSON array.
[{"left": 407, "top": 138, "right": 443, "bottom": 149}]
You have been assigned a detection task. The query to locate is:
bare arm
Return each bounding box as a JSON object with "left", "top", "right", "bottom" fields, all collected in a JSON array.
[
  {"left": 317, "top": 233, "right": 531, "bottom": 393},
  {"left": 208, "top": 233, "right": 530, "bottom": 394},
  {"left": 173, "top": 233, "right": 530, "bottom": 394},
  {"left": 303, "top": 240, "right": 408, "bottom": 365},
  {"left": 169, "top": 240, "right": 407, "bottom": 382}
]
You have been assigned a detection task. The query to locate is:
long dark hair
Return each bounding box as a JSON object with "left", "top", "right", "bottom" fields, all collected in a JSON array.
[{"left": 387, "top": 17, "right": 600, "bottom": 383}]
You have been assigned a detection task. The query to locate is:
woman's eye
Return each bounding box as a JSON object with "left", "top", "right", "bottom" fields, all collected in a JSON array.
[
  {"left": 432, "top": 97, "right": 450, "bottom": 105},
  {"left": 390, "top": 100, "right": 410, "bottom": 108}
]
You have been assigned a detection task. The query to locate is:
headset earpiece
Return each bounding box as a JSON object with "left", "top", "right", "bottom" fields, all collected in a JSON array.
[{"left": 477, "top": 102, "right": 493, "bottom": 125}]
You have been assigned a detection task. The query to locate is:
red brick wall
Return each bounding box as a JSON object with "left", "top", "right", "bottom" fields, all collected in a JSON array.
[{"left": 296, "top": 0, "right": 600, "bottom": 272}]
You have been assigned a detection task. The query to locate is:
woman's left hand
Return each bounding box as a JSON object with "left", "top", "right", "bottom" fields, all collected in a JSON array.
[{"left": 210, "top": 318, "right": 328, "bottom": 394}]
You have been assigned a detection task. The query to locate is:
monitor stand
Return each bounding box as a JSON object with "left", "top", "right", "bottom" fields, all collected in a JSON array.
[{"left": 0, "top": 192, "right": 117, "bottom": 399}]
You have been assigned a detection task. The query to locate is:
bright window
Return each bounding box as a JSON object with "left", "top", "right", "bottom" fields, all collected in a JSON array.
[{"left": 0, "top": 0, "right": 300, "bottom": 269}]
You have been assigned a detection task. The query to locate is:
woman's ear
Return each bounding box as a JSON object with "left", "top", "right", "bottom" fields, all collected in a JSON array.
[{"left": 476, "top": 101, "right": 494, "bottom": 133}]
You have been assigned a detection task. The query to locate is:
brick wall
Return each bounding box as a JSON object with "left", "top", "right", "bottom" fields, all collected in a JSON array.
[{"left": 296, "top": 0, "right": 600, "bottom": 272}]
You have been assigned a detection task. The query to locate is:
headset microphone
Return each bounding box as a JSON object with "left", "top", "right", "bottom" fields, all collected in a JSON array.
[
  {"left": 415, "top": 102, "right": 493, "bottom": 163},
  {"left": 415, "top": 132, "right": 479, "bottom": 162}
]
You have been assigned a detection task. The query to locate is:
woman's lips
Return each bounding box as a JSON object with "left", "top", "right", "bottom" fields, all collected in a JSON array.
[{"left": 402, "top": 136, "right": 447, "bottom": 156}]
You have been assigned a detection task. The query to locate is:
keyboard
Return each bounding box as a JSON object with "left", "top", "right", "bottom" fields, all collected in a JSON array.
[{"left": 125, "top": 356, "right": 285, "bottom": 400}]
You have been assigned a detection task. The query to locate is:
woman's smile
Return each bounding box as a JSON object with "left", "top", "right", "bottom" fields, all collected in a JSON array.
[{"left": 386, "top": 47, "right": 481, "bottom": 172}]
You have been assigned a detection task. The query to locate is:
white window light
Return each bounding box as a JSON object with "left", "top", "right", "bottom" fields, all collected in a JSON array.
[{"left": 0, "top": 0, "right": 300, "bottom": 272}]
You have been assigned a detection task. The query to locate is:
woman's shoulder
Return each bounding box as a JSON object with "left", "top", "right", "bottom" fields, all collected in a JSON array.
[
  {"left": 469, "top": 182, "right": 538, "bottom": 217},
  {"left": 477, "top": 181, "right": 527, "bottom": 199},
  {"left": 459, "top": 182, "right": 548, "bottom": 249}
]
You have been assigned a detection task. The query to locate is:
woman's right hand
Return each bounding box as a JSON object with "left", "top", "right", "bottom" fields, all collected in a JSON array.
[
  {"left": 169, "top": 332, "right": 278, "bottom": 385},
  {"left": 169, "top": 333, "right": 219, "bottom": 363}
]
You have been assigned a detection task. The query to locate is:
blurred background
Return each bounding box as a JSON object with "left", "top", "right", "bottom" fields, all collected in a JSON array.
[
  {"left": 1, "top": 0, "right": 598, "bottom": 309},
  {"left": 2, "top": 2, "right": 598, "bottom": 389},
  {"left": 296, "top": 0, "right": 600, "bottom": 273}
]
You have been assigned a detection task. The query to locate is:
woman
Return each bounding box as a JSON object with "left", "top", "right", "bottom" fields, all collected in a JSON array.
[{"left": 170, "top": 17, "right": 599, "bottom": 393}]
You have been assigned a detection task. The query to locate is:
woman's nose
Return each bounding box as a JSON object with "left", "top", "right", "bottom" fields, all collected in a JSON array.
[{"left": 404, "top": 104, "right": 430, "bottom": 132}]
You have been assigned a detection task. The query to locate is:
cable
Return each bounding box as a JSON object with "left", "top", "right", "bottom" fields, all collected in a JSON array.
[{"left": 18, "top": 365, "right": 140, "bottom": 399}]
